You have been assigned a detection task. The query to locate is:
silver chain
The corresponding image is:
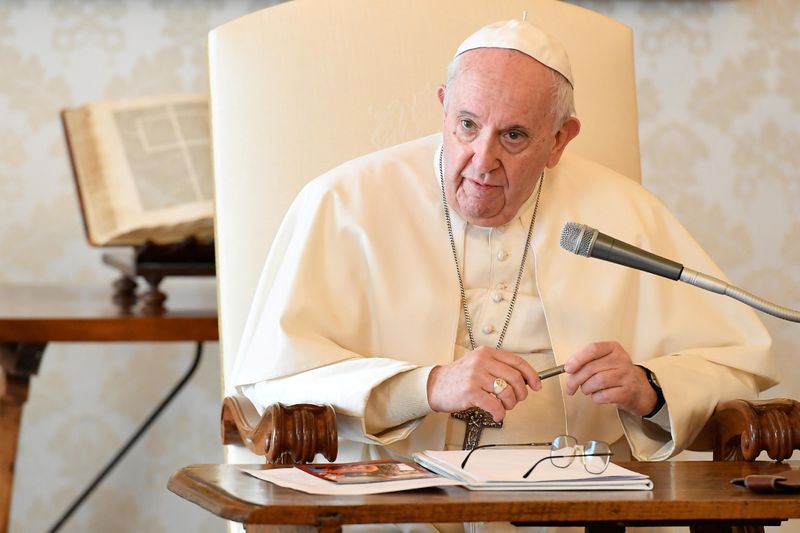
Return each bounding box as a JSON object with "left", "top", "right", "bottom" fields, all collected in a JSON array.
[{"left": 437, "top": 149, "right": 544, "bottom": 351}]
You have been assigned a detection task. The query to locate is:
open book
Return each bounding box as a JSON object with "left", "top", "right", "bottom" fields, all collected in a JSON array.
[
  {"left": 62, "top": 93, "right": 214, "bottom": 246},
  {"left": 413, "top": 449, "right": 652, "bottom": 491}
]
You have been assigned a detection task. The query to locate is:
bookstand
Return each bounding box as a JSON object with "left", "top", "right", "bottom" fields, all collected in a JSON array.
[
  {"left": 102, "top": 237, "right": 215, "bottom": 314},
  {"left": 61, "top": 97, "right": 215, "bottom": 315}
]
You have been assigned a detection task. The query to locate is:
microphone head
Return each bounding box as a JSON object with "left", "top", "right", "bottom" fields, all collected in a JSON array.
[{"left": 560, "top": 222, "right": 596, "bottom": 257}]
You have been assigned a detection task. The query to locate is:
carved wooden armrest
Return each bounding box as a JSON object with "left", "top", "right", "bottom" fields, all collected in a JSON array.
[
  {"left": 709, "top": 398, "right": 800, "bottom": 462},
  {"left": 221, "top": 394, "right": 338, "bottom": 464}
]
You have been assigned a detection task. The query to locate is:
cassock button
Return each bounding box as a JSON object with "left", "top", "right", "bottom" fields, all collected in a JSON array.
[
  {"left": 482, "top": 324, "right": 495, "bottom": 335},
  {"left": 497, "top": 250, "right": 509, "bottom": 261},
  {"left": 491, "top": 291, "right": 504, "bottom": 303}
]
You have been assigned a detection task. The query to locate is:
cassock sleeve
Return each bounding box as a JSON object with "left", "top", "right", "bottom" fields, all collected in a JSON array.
[
  {"left": 241, "top": 365, "right": 435, "bottom": 444},
  {"left": 618, "top": 354, "right": 760, "bottom": 460}
]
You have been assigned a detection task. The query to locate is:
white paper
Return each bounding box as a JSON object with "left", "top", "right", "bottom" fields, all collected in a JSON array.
[
  {"left": 413, "top": 449, "right": 652, "bottom": 491},
  {"left": 243, "top": 467, "right": 462, "bottom": 495}
]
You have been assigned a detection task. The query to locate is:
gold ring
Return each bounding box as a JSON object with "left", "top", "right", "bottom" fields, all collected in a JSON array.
[{"left": 492, "top": 377, "right": 508, "bottom": 395}]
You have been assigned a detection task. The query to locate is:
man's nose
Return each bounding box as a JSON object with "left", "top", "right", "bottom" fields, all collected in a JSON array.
[{"left": 471, "top": 134, "right": 501, "bottom": 175}]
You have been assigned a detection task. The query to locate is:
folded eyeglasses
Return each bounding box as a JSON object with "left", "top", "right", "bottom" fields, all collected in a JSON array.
[{"left": 459, "top": 434, "right": 613, "bottom": 478}]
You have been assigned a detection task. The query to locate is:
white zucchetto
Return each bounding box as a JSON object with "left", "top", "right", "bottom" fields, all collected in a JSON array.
[{"left": 455, "top": 19, "right": 574, "bottom": 87}]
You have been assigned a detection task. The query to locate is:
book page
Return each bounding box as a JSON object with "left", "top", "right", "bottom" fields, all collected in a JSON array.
[
  {"left": 64, "top": 93, "right": 214, "bottom": 246},
  {"left": 63, "top": 107, "right": 120, "bottom": 245}
]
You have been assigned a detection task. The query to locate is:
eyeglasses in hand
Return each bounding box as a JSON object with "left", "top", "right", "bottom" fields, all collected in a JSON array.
[{"left": 459, "top": 434, "right": 613, "bottom": 478}]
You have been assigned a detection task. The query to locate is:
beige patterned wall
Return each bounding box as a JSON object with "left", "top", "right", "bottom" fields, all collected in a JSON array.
[{"left": 2, "top": 1, "right": 798, "bottom": 532}]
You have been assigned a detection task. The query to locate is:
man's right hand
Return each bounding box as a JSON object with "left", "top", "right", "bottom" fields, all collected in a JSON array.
[{"left": 426, "top": 346, "right": 542, "bottom": 422}]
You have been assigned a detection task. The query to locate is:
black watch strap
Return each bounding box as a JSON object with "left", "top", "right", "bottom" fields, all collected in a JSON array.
[{"left": 639, "top": 365, "right": 665, "bottom": 418}]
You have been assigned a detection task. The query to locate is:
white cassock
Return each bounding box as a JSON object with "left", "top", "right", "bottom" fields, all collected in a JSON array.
[{"left": 232, "top": 133, "right": 777, "bottom": 531}]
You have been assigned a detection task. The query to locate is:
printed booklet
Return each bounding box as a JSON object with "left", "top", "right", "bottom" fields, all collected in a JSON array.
[
  {"left": 244, "top": 459, "right": 461, "bottom": 495},
  {"left": 413, "top": 448, "right": 652, "bottom": 491},
  {"left": 298, "top": 459, "right": 436, "bottom": 484}
]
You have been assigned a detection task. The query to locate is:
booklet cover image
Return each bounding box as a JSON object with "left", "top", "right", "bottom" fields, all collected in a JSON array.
[{"left": 298, "top": 459, "right": 436, "bottom": 484}]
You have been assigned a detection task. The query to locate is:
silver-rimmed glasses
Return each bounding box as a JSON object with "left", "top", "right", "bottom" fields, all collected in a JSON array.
[
  {"left": 459, "top": 441, "right": 552, "bottom": 469},
  {"left": 522, "top": 435, "right": 612, "bottom": 478},
  {"left": 459, "top": 435, "right": 613, "bottom": 478}
]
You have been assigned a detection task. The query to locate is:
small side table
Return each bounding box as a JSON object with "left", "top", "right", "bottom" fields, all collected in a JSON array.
[{"left": 0, "top": 284, "right": 218, "bottom": 533}]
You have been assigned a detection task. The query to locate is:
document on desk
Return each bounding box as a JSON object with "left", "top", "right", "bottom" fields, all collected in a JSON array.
[
  {"left": 243, "top": 460, "right": 462, "bottom": 495},
  {"left": 413, "top": 449, "right": 653, "bottom": 491}
]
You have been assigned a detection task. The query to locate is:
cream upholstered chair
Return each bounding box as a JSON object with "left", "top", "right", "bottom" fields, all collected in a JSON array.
[
  {"left": 209, "top": 0, "right": 799, "bottom": 469},
  {"left": 210, "top": 0, "right": 640, "bottom": 466}
]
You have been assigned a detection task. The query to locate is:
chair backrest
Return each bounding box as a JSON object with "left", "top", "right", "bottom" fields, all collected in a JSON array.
[{"left": 209, "top": 0, "right": 640, "bottom": 460}]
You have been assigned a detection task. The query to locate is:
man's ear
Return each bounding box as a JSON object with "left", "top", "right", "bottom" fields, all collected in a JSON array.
[
  {"left": 546, "top": 116, "right": 581, "bottom": 168},
  {"left": 437, "top": 84, "right": 446, "bottom": 108}
]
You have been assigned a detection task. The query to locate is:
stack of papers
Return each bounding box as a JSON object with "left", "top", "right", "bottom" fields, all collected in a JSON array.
[{"left": 413, "top": 449, "right": 652, "bottom": 491}]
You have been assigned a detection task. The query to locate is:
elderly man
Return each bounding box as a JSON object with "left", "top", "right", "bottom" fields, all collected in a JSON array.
[{"left": 231, "top": 19, "right": 775, "bottom": 474}]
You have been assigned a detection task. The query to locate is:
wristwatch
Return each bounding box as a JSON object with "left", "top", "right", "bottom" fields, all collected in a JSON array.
[{"left": 639, "top": 365, "right": 665, "bottom": 418}]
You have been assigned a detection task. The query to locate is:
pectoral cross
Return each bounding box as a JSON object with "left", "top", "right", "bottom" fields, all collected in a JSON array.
[{"left": 451, "top": 407, "right": 503, "bottom": 450}]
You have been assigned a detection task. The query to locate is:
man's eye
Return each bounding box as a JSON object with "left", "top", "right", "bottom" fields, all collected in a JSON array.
[
  {"left": 506, "top": 130, "right": 524, "bottom": 141},
  {"left": 460, "top": 119, "right": 475, "bottom": 129}
]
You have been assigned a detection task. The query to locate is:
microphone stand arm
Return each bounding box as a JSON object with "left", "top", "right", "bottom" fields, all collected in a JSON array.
[{"left": 680, "top": 268, "right": 800, "bottom": 323}]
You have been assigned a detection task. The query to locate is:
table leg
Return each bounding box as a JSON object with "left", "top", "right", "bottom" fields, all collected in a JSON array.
[
  {"left": 0, "top": 378, "right": 25, "bottom": 533},
  {"left": 0, "top": 342, "right": 46, "bottom": 533}
]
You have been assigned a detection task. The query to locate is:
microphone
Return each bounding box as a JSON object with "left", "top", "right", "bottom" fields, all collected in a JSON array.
[
  {"left": 559, "top": 221, "right": 800, "bottom": 323},
  {"left": 559, "top": 221, "right": 684, "bottom": 281}
]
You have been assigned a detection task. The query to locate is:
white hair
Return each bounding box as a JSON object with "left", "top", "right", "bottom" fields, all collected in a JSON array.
[{"left": 443, "top": 52, "right": 576, "bottom": 134}]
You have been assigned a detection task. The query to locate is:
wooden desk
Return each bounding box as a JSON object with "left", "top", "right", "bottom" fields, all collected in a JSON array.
[
  {"left": 0, "top": 284, "right": 217, "bottom": 533},
  {"left": 169, "top": 461, "right": 800, "bottom": 532}
]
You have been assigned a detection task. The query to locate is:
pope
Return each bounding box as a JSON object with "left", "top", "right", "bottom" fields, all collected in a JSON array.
[{"left": 231, "top": 18, "right": 776, "bottom": 482}]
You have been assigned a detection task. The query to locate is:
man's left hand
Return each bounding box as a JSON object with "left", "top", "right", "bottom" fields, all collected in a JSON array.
[{"left": 563, "top": 341, "right": 657, "bottom": 417}]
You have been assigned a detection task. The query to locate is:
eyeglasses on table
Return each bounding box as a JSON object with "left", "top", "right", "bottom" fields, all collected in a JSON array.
[{"left": 459, "top": 434, "right": 613, "bottom": 478}]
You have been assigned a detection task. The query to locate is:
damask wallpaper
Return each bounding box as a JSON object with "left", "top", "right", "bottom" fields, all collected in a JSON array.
[{"left": 1, "top": 1, "right": 798, "bottom": 532}]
